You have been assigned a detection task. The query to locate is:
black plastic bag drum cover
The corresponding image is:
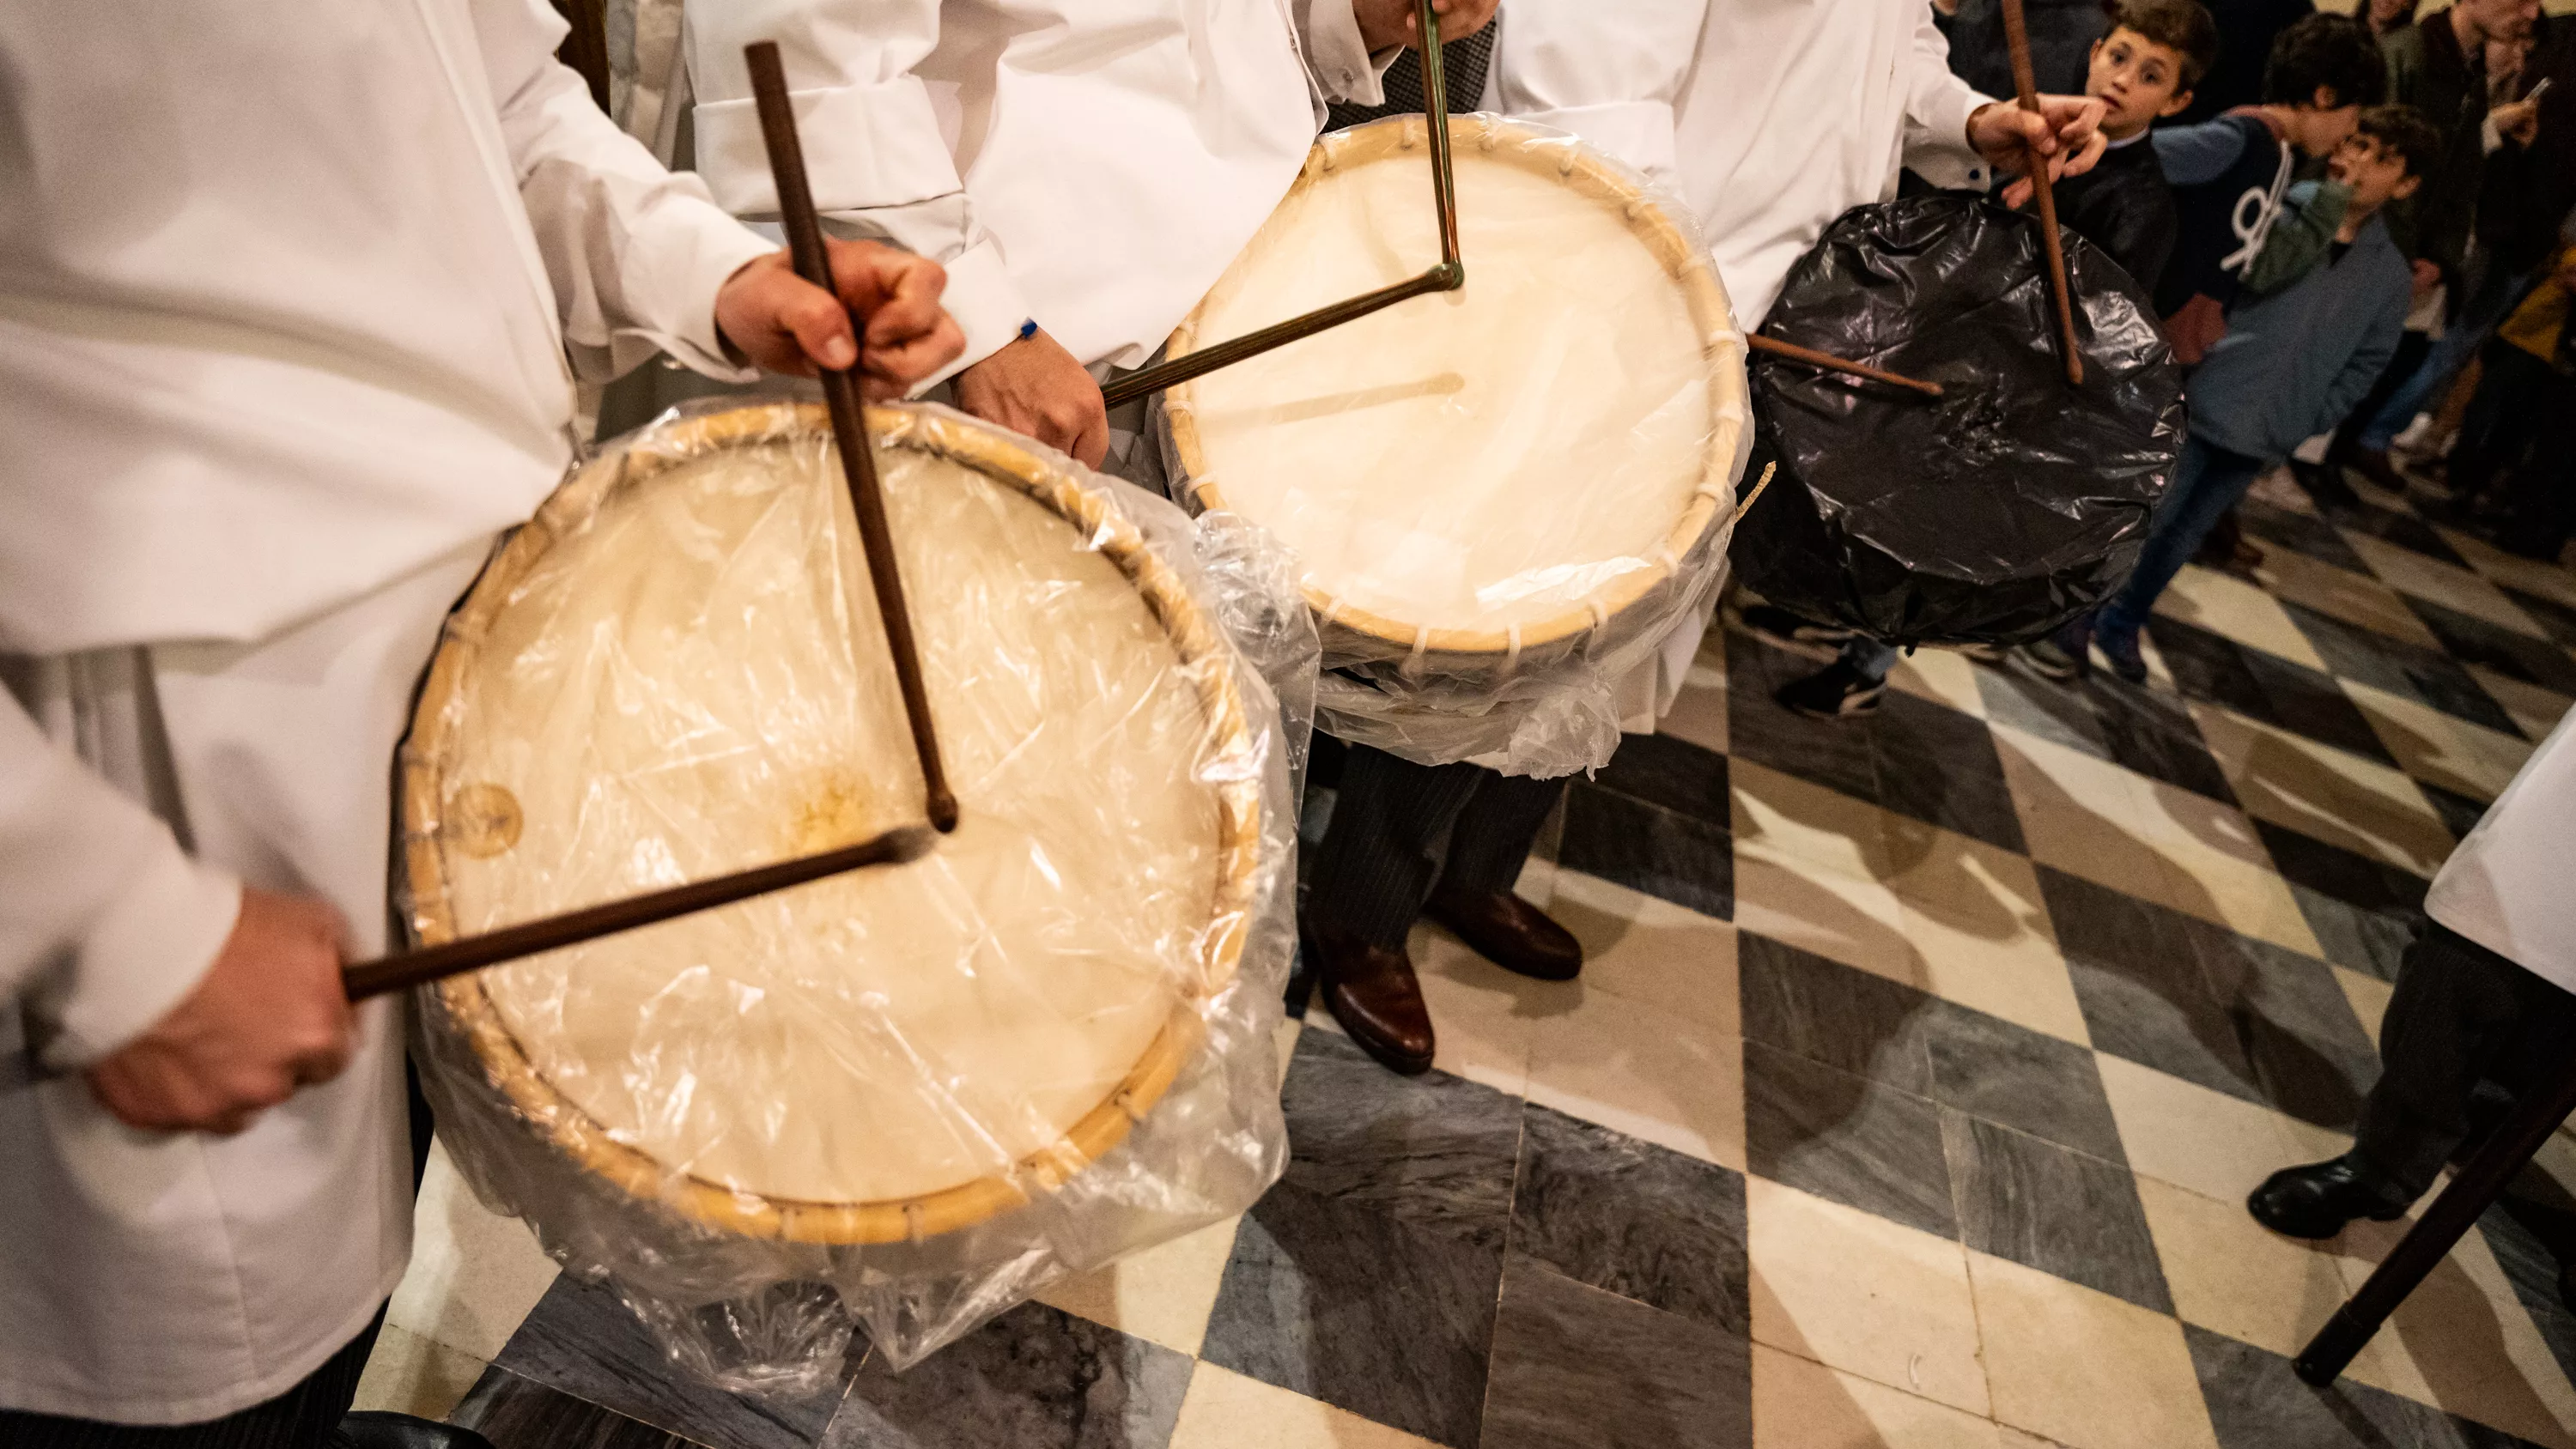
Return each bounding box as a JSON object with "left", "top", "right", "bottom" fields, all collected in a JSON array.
[{"left": 1735, "top": 195, "right": 2186, "bottom": 647}]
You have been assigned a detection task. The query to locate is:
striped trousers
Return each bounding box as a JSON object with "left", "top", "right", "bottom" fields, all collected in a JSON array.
[{"left": 1305, "top": 743, "right": 1564, "bottom": 950}]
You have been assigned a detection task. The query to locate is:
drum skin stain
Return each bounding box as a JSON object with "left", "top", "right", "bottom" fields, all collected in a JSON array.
[
  {"left": 793, "top": 772, "right": 893, "bottom": 854},
  {"left": 445, "top": 783, "right": 523, "bottom": 858}
]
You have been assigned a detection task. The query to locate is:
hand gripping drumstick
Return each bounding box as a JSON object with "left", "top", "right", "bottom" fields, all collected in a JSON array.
[
  {"left": 340, "top": 825, "right": 936, "bottom": 1000},
  {"left": 2000, "top": 0, "right": 2086, "bottom": 387},
  {"left": 745, "top": 40, "right": 960, "bottom": 835},
  {"left": 1745, "top": 336, "right": 1945, "bottom": 399}
]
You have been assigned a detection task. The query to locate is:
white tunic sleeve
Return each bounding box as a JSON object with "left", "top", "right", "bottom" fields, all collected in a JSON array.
[
  {"left": 1496, "top": 0, "right": 1710, "bottom": 185},
  {"left": 1902, "top": 10, "right": 1999, "bottom": 191},
  {"left": 683, "top": 0, "right": 1031, "bottom": 380},
  {"left": 0, "top": 688, "right": 240, "bottom": 1069},
  {"left": 470, "top": 0, "right": 777, "bottom": 384}
]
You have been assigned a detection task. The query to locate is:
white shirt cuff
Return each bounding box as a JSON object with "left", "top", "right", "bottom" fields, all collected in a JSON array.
[
  {"left": 652, "top": 206, "right": 781, "bottom": 382},
  {"left": 917, "top": 239, "right": 1039, "bottom": 389},
  {"left": 1306, "top": 1, "right": 1398, "bottom": 106},
  {"left": 47, "top": 852, "right": 242, "bottom": 1070}
]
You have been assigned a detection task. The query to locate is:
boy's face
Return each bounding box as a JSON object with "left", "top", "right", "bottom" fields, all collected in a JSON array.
[
  {"left": 2087, "top": 28, "right": 2196, "bottom": 136},
  {"left": 2293, "top": 94, "right": 2366, "bottom": 157},
  {"left": 2328, "top": 132, "right": 2421, "bottom": 212}
]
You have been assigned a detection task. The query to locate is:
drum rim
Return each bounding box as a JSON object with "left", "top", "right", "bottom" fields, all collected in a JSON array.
[
  {"left": 399, "top": 401, "right": 1266, "bottom": 1245},
  {"left": 1163, "top": 112, "right": 1752, "bottom": 658}
]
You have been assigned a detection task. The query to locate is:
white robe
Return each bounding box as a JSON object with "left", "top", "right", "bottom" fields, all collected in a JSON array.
[
  {"left": 1494, "top": 0, "right": 2002, "bottom": 722},
  {"left": 2427, "top": 709, "right": 2576, "bottom": 995},
  {"left": 0, "top": 0, "right": 771, "bottom": 1422},
  {"left": 681, "top": 0, "right": 1393, "bottom": 379}
]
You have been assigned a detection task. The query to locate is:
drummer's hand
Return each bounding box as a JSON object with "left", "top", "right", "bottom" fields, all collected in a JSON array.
[
  {"left": 714, "top": 239, "right": 965, "bottom": 399},
  {"left": 1355, "top": 0, "right": 1499, "bottom": 51},
  {"left": 954, "top": 327, "right": 1111, "bottom": 468},
  {"left": 1970, "top": 95, "right": 2110, "bottom": 185},
  {"left": 86, "top": 888, "right": 355, "bottom": 1137}
]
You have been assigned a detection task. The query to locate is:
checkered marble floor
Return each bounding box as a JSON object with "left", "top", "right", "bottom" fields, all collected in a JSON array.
[{"left": 360, "top": 465, "right": 2576, "bottom": 1448}]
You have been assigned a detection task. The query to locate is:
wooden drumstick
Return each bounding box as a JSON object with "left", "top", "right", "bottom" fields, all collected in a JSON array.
[
  {"left": 1999, "top": 0, "right": 2085, "bottom": 387},
  {"left": 1747, "top": 336, "right": 1945, "bottom": 399},
  {"left": 744, "top": 41, "right": 959, "bottom": 834},
  {"left": 342, "top": 825, "right": 937, "bottom": 1001}
]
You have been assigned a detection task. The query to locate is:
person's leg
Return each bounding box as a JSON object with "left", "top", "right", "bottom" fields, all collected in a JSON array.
[
  {"left": 2358, "top": 272, "right": 2534, "bottom": 453},
  {"left": 1425, "top": 770, "right": 1581, "bottom": 980},
  {"left": 2251, "top": 923, "right": 2555, "bottom": 1235},
  {"left": 1301, "top": 744, "right": 1488, "bottom": 1071},
  {"left": 2093, "top": 438, "right": 2266, "bottom": 677},
  {"left": 2324, "top": 330, "right": 2437, "bottom": 473},
  {"left": 2443, "top": 345, "right": 2549, "bottom": 512},
  {"left": 1777, "top": 638, "right": 1896, "bottom": 718}
]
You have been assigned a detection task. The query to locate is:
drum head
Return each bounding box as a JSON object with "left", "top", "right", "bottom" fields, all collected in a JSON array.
[
  {"left": 1168, "top": 116, "right": 1747, "bottom": 658},
  {"left": 403, "top": 403, "right": 1262, "bottom": 1241}
]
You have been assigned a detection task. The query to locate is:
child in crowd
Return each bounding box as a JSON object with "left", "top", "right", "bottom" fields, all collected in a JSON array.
[
  {"left": 1768, "top": 0, "right": 2215, "bottom": 718},
  {"left": 2040, "top": 106, "right": 2437, "bottom": 683},
  {"left": 2150, "top": 14, "right": 2388, "bottom": 365}
]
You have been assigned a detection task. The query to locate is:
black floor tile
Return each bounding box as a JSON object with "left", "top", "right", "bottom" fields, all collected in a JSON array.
[
  {"left": 1280, "top": 1028, "right": 1523, "bottom": 1252},
  {"left": 2407, "top": 596, "right": 2576, "bottom": 697},
  {"left": 2087, "top": 673, "right": 2245, "bottom": 803},
  {"left": 2287, "top": 882, "right": 2421, "bottom": 983},
  {"left": 2241, "top": 498, "right": 2373, "bottom": 573},
  {"left": 1737, "top": 932, "right": 1938, "bottom": 1094},
  {"left": 1508, "top": 1104, "right": 1749, "bottom": 1331},
  {"left": 1870, "top": 690, "right": 2027, "bottom": 852},
  {"left": 1727, "top": 626, "right": 1881, "bottom": 804},
  {"left": 1941, "top": 1111, "right": 2172, "bottom": 1313},
  {"left": 2255, "top": 820, "right": 2433, "bottom": 919},
  {"left": 2421, "top": 781, "right": 2494, "bottom": 838},
  {"left": 1479, "top": 1258, "right": 1753, "bottom": 1449},
  {"left": 453, "top": 1367, "right": 702, "bottom": 1449},
  {"left": 491, "top": 1275, "right": 844, "bottom": 1449},
  {"left": 2245, "top": 648, "right": 2402, "bottom": 767},
  {"left": 1201, "top": 1179, "right": 1500, "bottom": 1449},
  {"left": 2283, "top": 601, "right": 2524, "bottom": 737},
  {"left": 1558, "top": 783, "right": 1734, "bottom": 921},
  {"left": 2185, "top": 1323, "right": 2520, "bottom": 1449},
  {"left": 2342, "top": 499, "right": 2470, "bottom": 566},
  {"left": 2503, "top": 586, "right": 2576, "bottom": 651},
  {"left": 1591, "top": 731, "right": 1730, "bottom": 829},
  {"left": 1923, "top": 1001, "right": 2127, "bottom": 1163},
  {"left": 2148, "top": 615, "right": 2276, "bottom": 721},
  {"left": 2480, "top": 1199, "right": 2576, "bottom": 1397},
  {"left": 2187, "top": 923, "right": 2381, "bottom": 1131},
  {"left": 1743, "top": 1040, "right": 1957, "bottom": 1240},
  {"left": 827, "top": 1301, "right": 1192, "bottom": 1449},
  {"left": 2040, "top": 867, "right": 2267, "bottom": 1106}
]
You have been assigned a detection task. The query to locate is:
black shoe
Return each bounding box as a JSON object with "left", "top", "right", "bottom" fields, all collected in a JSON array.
[
  {"left": 1777, "top": 660, "right": 1885, "bottom": 719},
  {"left": 2093, "top": 625, "right": 2148, "bottom": 685},
  {"left": 1741, "top": 603, "right": 1856, "bottom": 652},
  {"left": 2247, "top": 1155, "right": 2412, "bottom": 1240},
  {"left": 335, "top": 1413, "right": 496, "bottom": 1449},
  {"left": 2019, "top": 615, "right": 2093, "bottom": 682},
  {"left": 2288, "top": 458, "right": 2362, "bottom": 511}
]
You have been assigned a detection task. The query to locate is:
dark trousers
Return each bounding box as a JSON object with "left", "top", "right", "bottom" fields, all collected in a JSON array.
[
  {"left": 0, "top": 1070, "right": 441, "bottom": 1446},
  {"left": 2096, "top": 436, "right": 2269, "bottom": 637},
  {"left": 2354, "top": 922, "right": 2576, "bottom": 1201},
  {"left": 2447, "top": 343, "right": 2556, "bottom": 509},
  {"left": 2330, "top": 330, "right": 2439, "bottom": 459},
  {"left": 1305, "top": 743, "right": 1565, "bottom": 950}
]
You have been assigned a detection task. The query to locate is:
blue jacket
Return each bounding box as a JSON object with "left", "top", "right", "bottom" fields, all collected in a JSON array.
[{"left": 2187, "top": 191, "right": 2411, "bottom": 464}]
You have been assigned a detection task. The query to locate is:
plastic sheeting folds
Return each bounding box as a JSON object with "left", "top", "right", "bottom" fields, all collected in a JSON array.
[
  {"left": 1735, "top": 195, "right": 2187, "bottom": 647},
  {"left": 401, "top": 402, "right": 1303, "bottom": 1389}
]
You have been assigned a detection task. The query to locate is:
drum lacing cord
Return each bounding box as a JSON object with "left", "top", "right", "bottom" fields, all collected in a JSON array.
[
  {"left": 902, "top": 1201, "right": 927, "bottom": 1246},
  {"left": 1731, "top": 462, "right": 1779, "bottom": 527},
  {"left": 1186, "top": 474, "right": 1219, "bottom": 507},
  {"left": 1402, "top": 626, "right": 1433, "bottom": 681},
  {"left": 1586, "top": 599, "right": 1611, "bottom": 636},
  {"left": 1503, "top": 624, "right": 1523, "bottom": 676}
]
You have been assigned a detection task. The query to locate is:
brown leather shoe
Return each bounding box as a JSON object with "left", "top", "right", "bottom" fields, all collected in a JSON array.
[
  {"left": 1304, "top": 924, "right": 1435, "bottom": 1075},
  {"left": 1426, "top": 888, "right": 1583, "bottom": 981}
]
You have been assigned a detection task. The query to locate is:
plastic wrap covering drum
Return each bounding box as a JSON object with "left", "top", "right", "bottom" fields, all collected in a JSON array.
[
  {"left": 1158, "top": 114, "right": 1753, "bottom": 779},
  {"left": 1735, "top": 195, "right": 2187, "bottom": 647},
  {"left": 400, "top": 401, "right": 1301, "bottom": 1389}
]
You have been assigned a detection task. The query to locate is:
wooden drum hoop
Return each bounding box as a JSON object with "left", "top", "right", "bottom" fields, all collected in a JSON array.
[
  {"left": 399, "top": 402, "right": 1267, "bottom": 1246},
  {"left": 1163, "top": 113, "right": 1752, "bottom": 661}
]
